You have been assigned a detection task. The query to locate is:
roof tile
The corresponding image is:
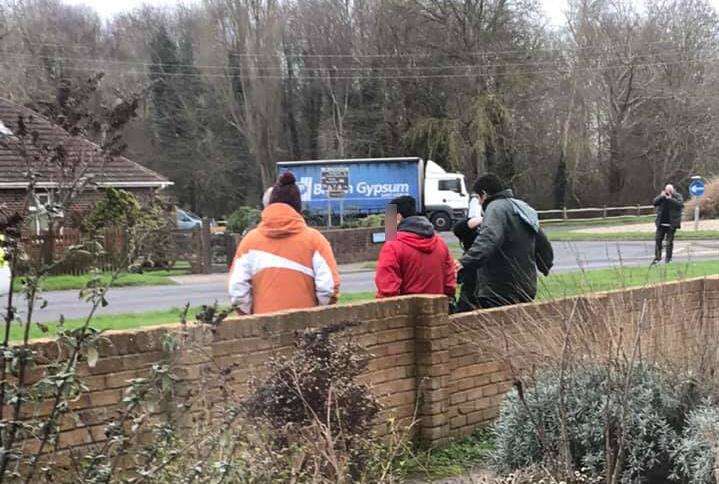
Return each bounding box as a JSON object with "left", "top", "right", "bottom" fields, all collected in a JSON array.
[{"left": 0, "top": 97, "right": 170, "bottom": 187}]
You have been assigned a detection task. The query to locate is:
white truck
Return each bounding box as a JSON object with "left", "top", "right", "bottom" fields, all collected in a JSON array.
[{"left": 276, "top": 157, "right": 470, "bottom": 230}]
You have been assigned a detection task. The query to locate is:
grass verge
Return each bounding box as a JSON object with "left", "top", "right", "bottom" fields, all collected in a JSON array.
[
  {"left": 11, "top": 259, "right": 719, "bottom": 342},
  {"left": 547, "top": 229, "right": 719, "bottom": 241},
  {"left": 541, "top": 214, "right": 655, "bottom": 229},
  {"left": 11, "top": 292, "right": 377, "bottom": 342},
  {"left": 536, "top": 260, "right": 719, "bottom": 300},
  {"left": 12, "top": 267, "right": 191, "bottom": 292}
]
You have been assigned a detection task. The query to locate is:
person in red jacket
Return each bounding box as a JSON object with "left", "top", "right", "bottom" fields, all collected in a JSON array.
[{"left": 375, "top": 196, "right": 457, "bottom": 300}]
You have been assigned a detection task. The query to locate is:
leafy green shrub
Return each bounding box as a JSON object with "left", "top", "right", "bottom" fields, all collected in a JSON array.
[
  {"left": 82, "top": 188, "right": 157, "bottom": 232},
  {"left": 672, "top": 403, "right": 719, "bottom": 483},
  {"left": 492, "top": 364, "right": 682, "bottom": 482},
  {"left": 340, "top": 214, "right": 385, "bottom": 229},
  {"left": 358, "top": 214, "right": 384, "bottom": 228},
  {"left": 227, "top": 206, "right": 261, "bottom": 234}
]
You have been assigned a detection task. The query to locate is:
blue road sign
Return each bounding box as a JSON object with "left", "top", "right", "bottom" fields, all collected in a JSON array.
[{"left": 689, "top": 179, "right": 705, "bottom": 197}]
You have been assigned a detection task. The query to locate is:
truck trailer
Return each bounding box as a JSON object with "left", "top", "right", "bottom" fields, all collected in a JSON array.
[{"left": 276, "top": 157, "right": 469, "bottom": 230}]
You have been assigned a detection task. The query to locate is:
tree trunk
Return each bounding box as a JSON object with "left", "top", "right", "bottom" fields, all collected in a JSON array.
[
  {"left": 306, "top": 80, "right": 323, "bottom": 159},
  {"left": 283, "top": 55, "right": 301, "bottom": 159},
  {"left": 41, "top": 221, "right": 56, "bottom": 267},
  {"left": 608, "top": 126, "right": 623, "bottom": 195}
]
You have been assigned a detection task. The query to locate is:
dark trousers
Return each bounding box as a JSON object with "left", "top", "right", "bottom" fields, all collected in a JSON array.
[
  {"left": 655, "top": 225, "right": 676, "bottom": 261},
  {"left": 454, "top": 283, "right": 479, "bottom": 313}
]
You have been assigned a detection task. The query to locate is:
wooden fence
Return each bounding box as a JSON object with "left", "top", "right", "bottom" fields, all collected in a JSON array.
[
  {"left": 19, "top": 222, "right": 232, "bottom": 276},
  {"left": 20, "top": 228, "right": 128, "bottom": 276},
  {"left": 537, "top": 205, "right": 655, "bottom": 221}
]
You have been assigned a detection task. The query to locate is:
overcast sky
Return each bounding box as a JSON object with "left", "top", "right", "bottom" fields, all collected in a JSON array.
[{"left": 62, "top": 0, "right": 719, "bottom": 26}]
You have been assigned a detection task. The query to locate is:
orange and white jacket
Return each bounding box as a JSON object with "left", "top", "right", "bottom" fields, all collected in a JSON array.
[{"left": 228, "top": 203, "right": 340, "bottom": 315}]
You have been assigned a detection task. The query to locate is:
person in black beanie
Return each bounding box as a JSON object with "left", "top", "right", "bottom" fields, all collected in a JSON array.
[
  {"left": 458, "top": 173, "right": 554, "bottom": 308},
  {"left": 228, "top": 171, "right": 340, "bottom": 315},
  {"left": 270, "top": 172, "right": 303, "bottom": 213}
]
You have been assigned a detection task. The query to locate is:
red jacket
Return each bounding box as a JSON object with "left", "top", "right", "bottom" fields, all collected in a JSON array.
[{"left": 375, "top": 216, "right": 457, "bottom": 298}]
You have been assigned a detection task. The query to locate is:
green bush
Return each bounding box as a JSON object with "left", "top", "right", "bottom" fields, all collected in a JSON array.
[
  {"left": 672, "top": 403, "right": 719, "bottom": 483},
  {"left": 359, "top": 214, "right": 384, "bottom": 227},
  {"left": 340, "top": 214, "right": 385, "bottom": 229},
  {"left": 227, "top": 206, "right": 261, "bottom": 234},
  {"left": 492, "top": 364, "right": 682, "bottom": 482}
]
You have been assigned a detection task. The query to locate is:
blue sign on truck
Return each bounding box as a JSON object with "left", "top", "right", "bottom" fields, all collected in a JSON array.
[{"left": 277, "top": 158, "right": 422, "bottom": 216}]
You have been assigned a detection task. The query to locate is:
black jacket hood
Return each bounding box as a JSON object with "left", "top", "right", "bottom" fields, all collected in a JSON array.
[
  {"left": 481, "top": 189, "right": 513, "bottom": 211},
  {"left": 398, "top": 216, "right": 435, "bottom": 238}
]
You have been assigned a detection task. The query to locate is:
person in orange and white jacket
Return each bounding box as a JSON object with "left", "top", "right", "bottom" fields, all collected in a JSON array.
[{"left": 228, "top": 172, "right": 340, "bottom": 315}]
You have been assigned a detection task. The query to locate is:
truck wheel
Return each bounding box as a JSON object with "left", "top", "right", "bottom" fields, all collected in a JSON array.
[{"left": 430, "top": 212, "right": 452, "bottom": 231}]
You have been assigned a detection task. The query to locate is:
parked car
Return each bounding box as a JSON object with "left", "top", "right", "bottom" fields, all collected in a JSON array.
[{"left": 176, "top": 208, "right": 202, "bottom": 231}]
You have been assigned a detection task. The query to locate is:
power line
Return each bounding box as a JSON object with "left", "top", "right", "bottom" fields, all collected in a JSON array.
[
  {"left": 6, "top": 55, "right": 717, "bottom": 80},
  {"left": 10, "top": 36, "right": 709, "bottom": 60},
  {"left": 1, "top": 46, "right": 714, "bottom": 74}
]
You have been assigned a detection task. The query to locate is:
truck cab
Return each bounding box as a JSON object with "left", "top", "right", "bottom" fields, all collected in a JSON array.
[{"left": 424, "top": 160, "right": 469, "bottom": 230}]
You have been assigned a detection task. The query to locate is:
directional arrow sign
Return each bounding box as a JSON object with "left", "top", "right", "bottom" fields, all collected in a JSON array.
[{"left": 689, "top": 179, "right": 705, "bottom": 197}]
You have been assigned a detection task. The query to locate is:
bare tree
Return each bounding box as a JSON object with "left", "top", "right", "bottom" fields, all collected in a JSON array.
[{"left": 208, "top": 0, "right": 284, "bottom": 188}]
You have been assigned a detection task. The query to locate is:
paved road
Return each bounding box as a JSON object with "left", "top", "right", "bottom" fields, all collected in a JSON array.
[{"left": 20, "top": 239, "right": 719, "bottom": 323}]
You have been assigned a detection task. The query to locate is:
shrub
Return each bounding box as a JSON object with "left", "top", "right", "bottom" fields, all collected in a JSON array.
[
  {"left": 492, "top": 363, "right": 682, "bottom": 482},
  {"left": 82, "top": 188, "right": 142, "bottom": 231},
  {"left": 341, "top": 214, "right": 385, "bottom": 229},
  {"left": 227, "top": 206, "right": 261, "bottom": 234},
  {"left": 672, "top": 403, "right": 719, "bottom": 484},
  {"left": 358, "top": 214, "right": 384, "bottom": 228},
  {"left": 244, "top": 321, "right": 381, "bottom": 480}
]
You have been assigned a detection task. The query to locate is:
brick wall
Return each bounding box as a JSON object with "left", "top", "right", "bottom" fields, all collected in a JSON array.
[
  {"left": 0, "top": 187, "right": 156, "bottom": 221},
  {"left": 319, "top": 227, "right": 384, "bottom": 264},
  {"left": 16, "top": 296, "right": 447, "bottom": 465},
  {"left": 12, "top": 276, "right": 719, "bottom": 469}
]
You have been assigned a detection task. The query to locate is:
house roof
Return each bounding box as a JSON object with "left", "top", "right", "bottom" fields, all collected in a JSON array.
[{"left": 0, "top": 97, "right": 172, "bottom": 189}]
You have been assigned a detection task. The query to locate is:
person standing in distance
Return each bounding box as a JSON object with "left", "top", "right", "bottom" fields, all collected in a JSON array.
[
  {"left": 375, "top": 196, "right": 457, "bottom": 301},
  {"left": 652, "top": 183, "right": 684, "bottom": 264},
  {"left": 457, "top": 174, "right": 553, "bottom": 308}
]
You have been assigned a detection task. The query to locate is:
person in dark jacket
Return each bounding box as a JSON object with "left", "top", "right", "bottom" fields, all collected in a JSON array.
[
  {"left": 453, "top": 216, "right": 482, "bottom": 312},
  {"left": 652, "top": 184, "right": 684, "bottom": 264},
  {"left": 375, "top": 196, "right": 457, "bottom": 299},
  {"left": 458, "top": 174, "right": 554, "bottom": 308}
]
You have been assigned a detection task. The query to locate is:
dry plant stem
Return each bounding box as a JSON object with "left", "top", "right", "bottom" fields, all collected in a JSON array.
[
  {"left": 557, "top": 300, "right": 578, "bottom": 477},
  {"left": 23, "top": 269, "right": 124, "bottom": 484},
  {"left": 133, "top": 410, "right": 244, "bottom": 483},
  {"left": 0, "top": 281, "right": 39, "bottom": 481},
  {"left": 0, "top": 268, "right": 16, "bottom": 434},
  {"left": 99, "top": 381, "right": 158, "bottom": 482},
  {"left": 603, "top": 312, "right": 623, "bottom": 484},
  {"left": 463, "top": 311, "right": 554, "bottom": 452},
  {"left": 376, "top": 389, "right": 422, "bottom": 483},
  {"left": 290, "top": 368, "right": 345, "bottom": 481},
  {"left": 0, "top": 194, "right": 35, "bottom": 447},
  {"left": 608, "top": 301, "right": 647, "bottom": 484}
]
